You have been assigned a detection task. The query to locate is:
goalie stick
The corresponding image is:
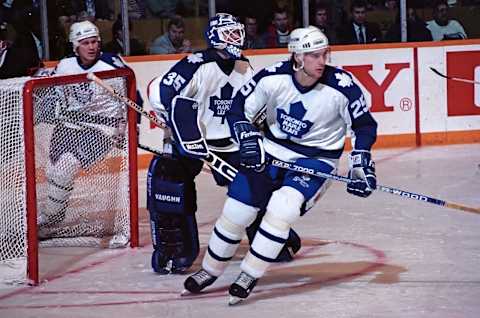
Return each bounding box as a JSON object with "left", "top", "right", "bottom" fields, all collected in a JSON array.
[
  {"left": 270, "top": 158, "right": 480, "bottom": 215},
  {"left": 87, "top": 72, "right": 238, "bottom": 182},
  {"left": 430, "top": 67, "right": 480, "bottom": 85}
]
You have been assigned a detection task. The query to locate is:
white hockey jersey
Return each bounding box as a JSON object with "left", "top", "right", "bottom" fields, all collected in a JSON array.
[
  {"left": 228, "top": 60, "right": 377, "bottom": 162},
  {"left": 53, "top": 53, "right": 129, "bottom": 125},
  {"left": 148, "top": 49, "right": 254, "bottom": 152}
]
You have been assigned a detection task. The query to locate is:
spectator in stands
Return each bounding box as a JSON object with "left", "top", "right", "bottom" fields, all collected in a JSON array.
[
  {"left": 128, "top": 0, "right": 147, "bottom": 20},
  {"left": 0, "top": 20, "right": 39, "bottom": 78},
  {"left": 149, "top": 15, "right": 192, "bottom": 54},
  {"left": 103, "top": 16, "right": 146, "bottom": 56},
  {"left": 242, "top": 15, "right": 266, "bottom": 49},
  {"left": 312, "top": 3, "right": 338, "bottom": 44},
  {"left": 426, "top": 0, "right": 467, "bottom": 40},
  {"left": 385, "top": 7, "right": 433, "bottom": 43},
  {"left": 383, "top": 0, "right": 398, "bottom": 11},
  {"left": 337, "top": 0, "right": 382, "bottom": 44},
  {"left": 262, "top": 6, "right": 292, "bottom": 48}
]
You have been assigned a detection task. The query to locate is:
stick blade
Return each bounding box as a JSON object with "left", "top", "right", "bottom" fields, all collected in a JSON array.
[{"left": 430, "top": 67, "right": 449, "bottom": 79}]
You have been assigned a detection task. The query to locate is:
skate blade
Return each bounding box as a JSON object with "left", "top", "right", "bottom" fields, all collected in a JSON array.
[
  {"left": 228, "top": 295, "right": 243, "bottom": 306},
  {"left": 180, "top": 289, "right": 191, "bottom": 296}
]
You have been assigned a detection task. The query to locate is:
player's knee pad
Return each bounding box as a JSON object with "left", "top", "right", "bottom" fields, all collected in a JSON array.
[
  {"left": 147, "top": 155, "right": 198, "bottom": 274},
  {"left": 265, "top": 186, "right": 304, "bottom": 231},
  {"left": 245, "top": 187, "right": 303, "bottom": 267},
  {"left": 246, "top": 209, "right": 302, "bottom": 263},
  {"left": 43, "top": 153, "right": 81, "bottom": 223},
  {"left": 209, "top": 198, "right": 258, "bottom": 260}
]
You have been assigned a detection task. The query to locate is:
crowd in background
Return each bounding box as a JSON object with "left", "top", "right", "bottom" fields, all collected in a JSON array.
[{"left": 0, "top": 0, "right": 478, "bottom": 76}]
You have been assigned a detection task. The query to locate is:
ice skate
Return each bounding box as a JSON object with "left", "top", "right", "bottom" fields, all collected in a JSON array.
[
  {"left": 228, "top": 271, "right": 258, "bottom": 305},
  {"left": 181, "top": 269, "right": 217, "bottom": 296}
]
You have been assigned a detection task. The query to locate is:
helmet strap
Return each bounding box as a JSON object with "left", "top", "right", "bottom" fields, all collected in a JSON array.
[{"left": 292, "top": 53, "right": 304, "bottom": 71}]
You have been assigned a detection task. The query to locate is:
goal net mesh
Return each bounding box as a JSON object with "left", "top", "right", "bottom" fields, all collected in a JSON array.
[{"left": 0, "top": 74, "right": 133, "bottom": 284}]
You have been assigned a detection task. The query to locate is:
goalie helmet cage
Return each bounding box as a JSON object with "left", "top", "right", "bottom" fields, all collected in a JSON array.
[{"left": 0, "top": 69, "right": 139, "bottom": 286}]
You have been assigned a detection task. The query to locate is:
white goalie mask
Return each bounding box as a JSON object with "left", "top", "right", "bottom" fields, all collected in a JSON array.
[
  {"left": 69, "top": 21, "right": 101, "bottom": 53},
  {"left": 205, "top": 13, "right": 245, "bottom": 59}
]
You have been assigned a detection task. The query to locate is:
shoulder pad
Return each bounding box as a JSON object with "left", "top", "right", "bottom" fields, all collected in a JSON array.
[
  {"left": 322, "top": 65, "right": 362, "bottom": 101},
  {"left": 253, "top": 60, "right": 292, "bottom": 81},
  {"left": 99, "top": 53, "right": 127, "bottom": 69}
]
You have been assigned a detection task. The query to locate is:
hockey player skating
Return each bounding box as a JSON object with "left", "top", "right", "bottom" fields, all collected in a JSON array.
[
  {"left": 146, "top": 13, "right": 301, "bottom": 275},
  {"left": 182, "top": 26, "right": 378, "bottom": 305},
  {"left": 38, "top": 21, "right": 137, "bottom": 226}
]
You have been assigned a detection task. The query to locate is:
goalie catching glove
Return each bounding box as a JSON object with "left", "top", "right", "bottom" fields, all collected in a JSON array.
[
  {"left": 347, "top": 150, "right": 376, "bottom": 198},
  {"left": 233, "top": 121, "right": 265, "bottom": 170}
]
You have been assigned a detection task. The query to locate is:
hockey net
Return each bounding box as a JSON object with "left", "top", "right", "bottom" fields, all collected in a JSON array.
[{"left": 0, "top": 69, "right": 138, "bottom": 285}]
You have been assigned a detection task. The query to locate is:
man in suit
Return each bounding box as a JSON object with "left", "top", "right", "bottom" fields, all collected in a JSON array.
[{"left": 337, "top": 0, "right": 382, "bottom": 45}]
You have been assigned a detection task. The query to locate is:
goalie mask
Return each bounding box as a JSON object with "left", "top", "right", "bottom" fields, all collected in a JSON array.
[
  {"left": 69, "top": 21, "right": 101, "bottom": 54},
  {"left": 205, "top": 13, "right": 245, "bottom": 59}
]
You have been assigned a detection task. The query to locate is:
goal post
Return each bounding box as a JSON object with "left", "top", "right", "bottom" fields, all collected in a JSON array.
[{"left": 0, "top": 68, "right": 139, "bottom": 286}]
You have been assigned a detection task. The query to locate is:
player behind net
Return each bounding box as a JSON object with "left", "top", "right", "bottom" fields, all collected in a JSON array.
[
  {"left": 146, "top": 13, "right": 301, "bottom": 275},
  {"left": 37, "top": 21, "right": 141, "bottom": 227},
  {"left": 182, "top": 26, "right": 378, "bottom": 305}
]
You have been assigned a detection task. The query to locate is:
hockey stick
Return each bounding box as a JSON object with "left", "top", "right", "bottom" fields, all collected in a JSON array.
[
  {"left": 430, "top": 67, "right": 480, "bottom": 85},
  {"left": 87, "top": 72, "right": 238, "bottom": 182},
  {"left": 270, "top": 158, "right": 480, "bottom": 215}
]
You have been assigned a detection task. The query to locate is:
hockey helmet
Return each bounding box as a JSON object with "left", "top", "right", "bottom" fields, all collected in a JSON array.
[
  {"left": 205, "top": 13, "right": 245, "bottom": 59},
  {"left": 69, "top": 21, "right": 100, "bottom": 52},
  {"left": 288, "top": 26, "right": 329, "bottom": 54}
]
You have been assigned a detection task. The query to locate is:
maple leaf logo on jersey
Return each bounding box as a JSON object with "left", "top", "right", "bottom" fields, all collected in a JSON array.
[
  {"left": 277, "top": 101, "right": 313, "bottom": 139},
  {"left": 111, "top": 56, "right": 125, "bottom": 68},
  {"left": 266, "top": 62, "right": 284, "bottom": 73},
  {"left": 187, "top": 53, "right": 204, "bottom": 64},
  {"left": 209, "top": 82, "right": 234, "bottom": 124},
  {"left": 335, "top": 72, "right": 353, "bottom": 88}
]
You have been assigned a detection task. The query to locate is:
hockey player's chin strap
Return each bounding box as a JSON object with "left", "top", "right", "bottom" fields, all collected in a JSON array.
[{"left": 293, "top": 55, "right": 317, "bottom": 81}]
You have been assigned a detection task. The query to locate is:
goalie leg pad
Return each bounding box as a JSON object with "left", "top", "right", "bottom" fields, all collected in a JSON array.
[
  {"left": 147, "top": 155, "right": 201, "bottom": 274},
  {"left": 202, "top": 197, "right": 258, "bottom": 277},
  {"left": 42, "top": 153, "right": 81, "bottom": 225}
]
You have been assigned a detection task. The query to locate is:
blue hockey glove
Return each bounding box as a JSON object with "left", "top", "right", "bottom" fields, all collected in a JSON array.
[
  {"left": 233, "top": 121, "right": 265, "bottom": 170},
  {"left": 347, "top": 150, "right": 376, "bottom": 198}
]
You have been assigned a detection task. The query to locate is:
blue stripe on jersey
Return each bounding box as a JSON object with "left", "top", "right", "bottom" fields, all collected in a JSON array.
[
  {"left": 265, "top": 127, "right": 344, "bottom": 159},
  {"left": 321, "top": 65, "right": 378, "bottom": 151}
]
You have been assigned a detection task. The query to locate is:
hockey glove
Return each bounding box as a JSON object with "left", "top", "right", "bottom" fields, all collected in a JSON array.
[
  {"left": 347, "top": 150, "right": 376, "bottom": 198},
  {"left": 233, "top": 121, "right": 265, "bottom": 170}
]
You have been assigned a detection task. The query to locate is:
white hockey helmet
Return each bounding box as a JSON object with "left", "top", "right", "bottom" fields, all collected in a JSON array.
[
  {"left": 288, "top": 26, "right": 329, "bottom": 54},
  {"left": 69, "top": 21, "right": 100, "bottom": 52}
]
